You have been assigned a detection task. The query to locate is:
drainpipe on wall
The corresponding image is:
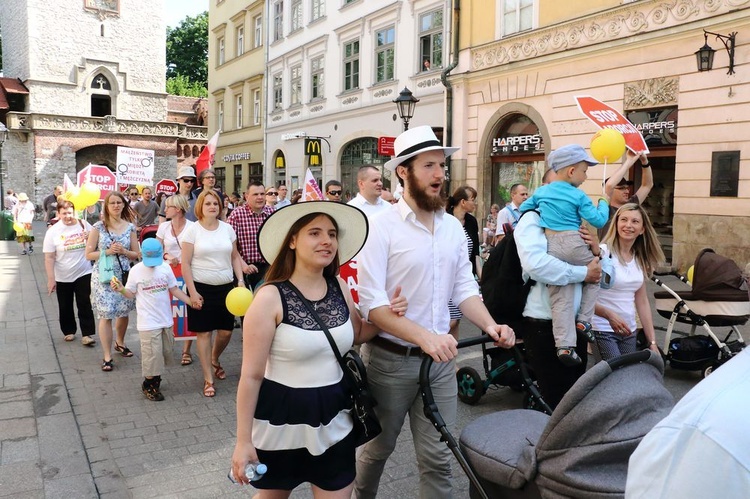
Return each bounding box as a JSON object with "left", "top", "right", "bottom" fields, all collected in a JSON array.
[{"left": 441, "top": 0, "right": 460, "bottom": 189}]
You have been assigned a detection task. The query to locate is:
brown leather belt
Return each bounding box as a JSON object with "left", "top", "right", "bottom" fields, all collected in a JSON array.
[{"left": 371, "top": 335, "right": 423, "bottom": 357}]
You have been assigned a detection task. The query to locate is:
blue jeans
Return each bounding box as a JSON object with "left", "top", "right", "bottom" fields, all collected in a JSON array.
[{"left": 354, "top": 342, "right": 456, "bottom": 499}]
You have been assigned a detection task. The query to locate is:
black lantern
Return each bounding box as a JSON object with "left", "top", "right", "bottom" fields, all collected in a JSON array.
[
  {"left": 0, "top": 123, "right": 8, "bottom": 211},
  {"left": 393, "top": 87, "right": 419, "bottom": 131},
  {"left": 695, "top": 30, "right": 737, "bottom": 75}
]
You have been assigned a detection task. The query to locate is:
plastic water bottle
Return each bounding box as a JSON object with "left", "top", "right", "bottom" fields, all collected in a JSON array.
[{"left": 228, "top": 462, "right": 267, "bottom": 484}]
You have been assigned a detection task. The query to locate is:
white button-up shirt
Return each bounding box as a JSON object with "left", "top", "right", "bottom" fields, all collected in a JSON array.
[
  {"left": 357, "top": 198, "right": 479, "bottom": 346},
  {"left": 347, "top": 193, "right": 390, "bottom": 218}
]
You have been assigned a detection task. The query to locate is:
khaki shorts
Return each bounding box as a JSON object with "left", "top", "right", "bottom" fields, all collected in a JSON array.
[{"left": 139, "top": 327, "right": 175, "bottom": 377}]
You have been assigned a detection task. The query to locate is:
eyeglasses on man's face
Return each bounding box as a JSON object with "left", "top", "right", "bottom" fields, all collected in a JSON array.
[{"left": 328, "top": 190, "right": 342, "bottom": 196}]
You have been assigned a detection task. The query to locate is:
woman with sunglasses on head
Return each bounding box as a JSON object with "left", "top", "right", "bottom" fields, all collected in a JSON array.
[
  {"left": 181, "top": 189, "right": 245, "bottom": 397},
  {"left": 231, "top": 201, "right": 407, "bottom": 495},
  {"left": 156, "top": 194, "right": 195, "bottom": 366},
  {"left": 85, "top": 191, "right": 139, "bottom": 371}
]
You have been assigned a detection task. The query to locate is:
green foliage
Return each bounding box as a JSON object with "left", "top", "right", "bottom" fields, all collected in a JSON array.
[
  {"left": 166, "top": 12, "right": 208, "bottom": 95},
  {"left": 166, "top": 74, "right": 207, "bottom": 98}
]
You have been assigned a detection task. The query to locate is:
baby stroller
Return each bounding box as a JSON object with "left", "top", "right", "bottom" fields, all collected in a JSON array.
[
  {"left": 456, "top": 340, "right": 543, "bottom": 411},
  {"left": 421, "top": 340, "right": 674, "bottom": 499},
  {"left": 652, "top": 248, "right": 748, "bottom": 378},
  {"left": 138, "top": 224, "right": 159, "bottom": 245}
]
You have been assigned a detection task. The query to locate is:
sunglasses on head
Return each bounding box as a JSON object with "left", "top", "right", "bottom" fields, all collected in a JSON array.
[{"left": 328, "top": 190, "right": 342, "bottom": 196}]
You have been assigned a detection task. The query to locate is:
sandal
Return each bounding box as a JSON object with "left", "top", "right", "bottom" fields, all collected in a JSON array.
[
  {"left": 114, "top": 343, "right": 134, "bottom": 357},
  {"left": 101, "top": 359, "right": 114, "bottom": 371},
  {"left": 181, "top": 352, "right": 193, "bottom": 366},
  {"left": 203, "top": 380, "right": 215, "bottom": 397},
  {"left": 212, "top": 362, "right": 226, "bottom": 380}
]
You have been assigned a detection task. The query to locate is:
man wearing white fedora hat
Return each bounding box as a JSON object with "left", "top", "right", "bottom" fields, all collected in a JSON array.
[{"left": 355, "top": 125, "right": 516, "bottom": 498}]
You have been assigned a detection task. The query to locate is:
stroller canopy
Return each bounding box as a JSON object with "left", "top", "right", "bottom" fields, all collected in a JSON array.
[{"left": 691, "top": 248, "right": 748, "bottom": 301}]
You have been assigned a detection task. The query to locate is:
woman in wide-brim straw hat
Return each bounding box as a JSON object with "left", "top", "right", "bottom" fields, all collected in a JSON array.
[
  {"left": 231, "top": 201, "right": 407, "bottom": 494},
  {"left": 12, "top": 192, "right": 36, "bottom": 254}
]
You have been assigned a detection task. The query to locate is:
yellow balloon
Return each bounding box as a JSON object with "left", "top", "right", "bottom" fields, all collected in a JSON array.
[
  {"left": 13, "top": 222, "right": 24, "bottom": 233},
  {"left": 136, "top": 185, "right": 145, "bottom": 194},
  {"left": 226, "top": 287, "right": 254, "bottom": 316},
  {"left": 590, "top": 129, "right": 626, "bottom": 163},
  {"left": 687, "top": 265, "right": 695, "bottom": 284},
  {"left": 78, "top": 182, "right": 101, "bottom": 208},
  {"left": 62, "top": 190, "right": 75, "bottom": 202}
]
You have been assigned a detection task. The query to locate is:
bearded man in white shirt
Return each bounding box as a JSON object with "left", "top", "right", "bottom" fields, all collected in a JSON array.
[{"left": 355, "top": 126, "right": 515, "bottom": 499}]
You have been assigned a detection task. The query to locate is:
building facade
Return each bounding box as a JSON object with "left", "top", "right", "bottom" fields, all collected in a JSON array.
[
  {"left": 450, "top": 0, "right": 750, "bottom": 269},
  {"left": 208, "top": 0, "right": 266, "bottom": 196},
  {"left": 0, "top": 0, "right": 207, "bottom": 210},
  {"left": 263, "top": 0, "right": 448, "bottom": 199}
]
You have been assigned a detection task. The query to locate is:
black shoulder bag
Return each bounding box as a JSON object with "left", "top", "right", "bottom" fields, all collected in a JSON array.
[{"left": 285, "top": 281, "right": 382, "bottom": 447}]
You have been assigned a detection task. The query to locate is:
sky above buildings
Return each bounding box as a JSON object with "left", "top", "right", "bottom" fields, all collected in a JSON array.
[{"left": 164, "top": 0, "right": 208, "bottom": 29}]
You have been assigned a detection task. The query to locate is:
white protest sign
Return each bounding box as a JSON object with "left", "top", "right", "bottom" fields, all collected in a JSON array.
[{"left": 116, "top": 147, "right": 155, "bottom": 186}]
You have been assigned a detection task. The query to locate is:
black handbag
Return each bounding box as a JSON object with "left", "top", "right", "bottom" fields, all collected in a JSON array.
[{"left": 286, "top": 281, "right": 382, "bottom": 447}]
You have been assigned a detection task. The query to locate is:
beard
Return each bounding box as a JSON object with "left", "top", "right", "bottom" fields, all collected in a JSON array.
[{"left": 405, "top": 167, "right": 446, "bottom": 212}]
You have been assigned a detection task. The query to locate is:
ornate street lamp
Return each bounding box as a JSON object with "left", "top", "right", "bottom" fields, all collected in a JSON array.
[
  {"left": 393, "top": 87, "right": 419, "bottom": 131},
  {"left": 0, "top": 123, "right": 8, "bottom": 211},
  {"left": 695, "top": 30, "right": 737, "bottom": 75}
]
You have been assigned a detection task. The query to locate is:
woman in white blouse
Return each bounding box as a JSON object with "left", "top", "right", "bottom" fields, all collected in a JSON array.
[
  {"left": 180, "top": 189, "right": 245, "bottom": 397},
  {"left": 156, "top": 194, "right": 195, "bottom": 366}
]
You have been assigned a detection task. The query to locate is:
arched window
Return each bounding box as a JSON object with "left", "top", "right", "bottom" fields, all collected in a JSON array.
[{"left": 90, "top": 73, "right": 113, "bottom": 117}]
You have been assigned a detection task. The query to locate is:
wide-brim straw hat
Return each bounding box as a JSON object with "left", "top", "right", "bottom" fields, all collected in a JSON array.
[
  {"left": 17, "top": 192, "right": 29, "bottom": 201},
  {"left": 258, "top": 201, "right": 369, "bottom": 265},
  {"left": 384, "top": 125, "right": 459, "bottom": 172}
]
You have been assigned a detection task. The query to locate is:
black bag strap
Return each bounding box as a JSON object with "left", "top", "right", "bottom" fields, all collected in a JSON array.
[{"left": 283, "top": 280, "right": 348, "bottom": 372}]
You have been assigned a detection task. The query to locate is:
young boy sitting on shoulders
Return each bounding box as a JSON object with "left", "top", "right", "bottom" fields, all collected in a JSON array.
[{"left": 111, "top": 238, "right": 192, "bottom": 401}]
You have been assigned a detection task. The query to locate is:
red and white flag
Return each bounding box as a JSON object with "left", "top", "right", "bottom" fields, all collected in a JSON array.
[
  {"left": 301, "top": 169, "right": 324, "bottom": 201},
  {"left": 63, "top": 173, "right": 76, "bottom": 192},
  {"left": 195, "top": 130, "right": 220, "bottom": 176}
]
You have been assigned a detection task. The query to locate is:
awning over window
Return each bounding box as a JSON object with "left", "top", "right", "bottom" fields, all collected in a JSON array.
[{"left": 0, "top": 77, "right": 30, "bottom": 110}]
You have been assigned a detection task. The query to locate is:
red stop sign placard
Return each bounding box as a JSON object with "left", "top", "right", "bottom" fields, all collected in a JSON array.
[
  {"left": 575, "top": 95, "right": 649, "bottom": 154},
  {"left": 77, "top": 165, "right": 117, "bottom": 201},
  {"left": 155, "top": 179, "right": 178, "bottom": 196}
]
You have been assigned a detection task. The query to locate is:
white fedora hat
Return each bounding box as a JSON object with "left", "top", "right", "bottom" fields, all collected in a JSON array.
[
  {"left": 258, "top": 201, "right": 369, "bottom": 265},
  {"left": 384, "top": 125, "right": 459, "bottom": 172}
]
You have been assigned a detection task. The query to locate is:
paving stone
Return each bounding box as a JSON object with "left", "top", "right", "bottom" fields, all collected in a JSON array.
[
  {"left": 0, "top": 417, "right": 37, "bottom": 440},
  {"left": 0, "top": 461, "right": 43, "bottom": 497},
  {"left": 42, "top": 473, "right": 97, "bottom": 499},
  {"left": 1, "top": 436, "right": 40, "bottom": 465}
]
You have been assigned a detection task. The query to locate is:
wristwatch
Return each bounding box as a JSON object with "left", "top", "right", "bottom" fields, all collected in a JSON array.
[
  {"left": 649, "top": 340, "right": 657, "bottom": 346},
  {"left": 640, "top": 162, "right": 651, "bottom": 168}
]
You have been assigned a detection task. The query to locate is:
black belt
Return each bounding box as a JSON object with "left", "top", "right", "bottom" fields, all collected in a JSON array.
[
  {"left": 371, "top": 335, "right": 423, "bottom": 357},
  {"left": 523, "top": 317, "right": 552, "bottom": 324}
]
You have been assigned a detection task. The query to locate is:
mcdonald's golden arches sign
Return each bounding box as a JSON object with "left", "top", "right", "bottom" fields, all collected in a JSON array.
[{"left": 305, "top": 138, "right": 322, "bottom": 166}]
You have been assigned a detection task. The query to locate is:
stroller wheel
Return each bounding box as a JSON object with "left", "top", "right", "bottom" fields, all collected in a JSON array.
[
  {"left": 702, "top": 363, "right": 720, "bottom": 378},
  {"left": 456, "top": 367, "right": 484, "bottom": 405}
]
